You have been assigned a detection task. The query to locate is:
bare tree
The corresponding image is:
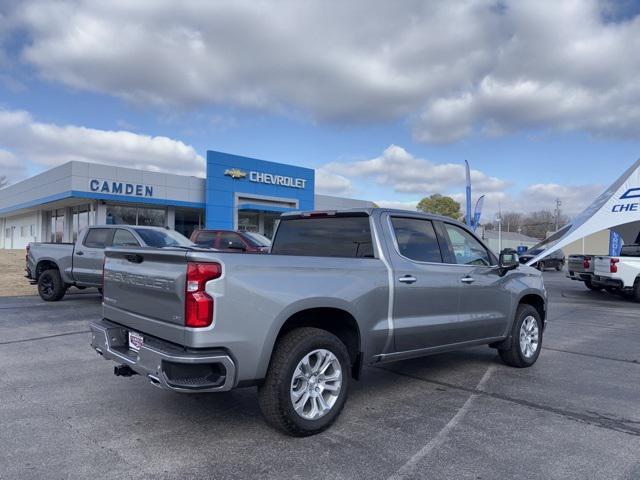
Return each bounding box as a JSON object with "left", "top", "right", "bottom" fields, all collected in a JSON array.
[
  {"left": 483, "top": 209, "right": 570, "bottom": 240},
  {"left": 500, "top": 212, "right": 522, "bottom": 232}
]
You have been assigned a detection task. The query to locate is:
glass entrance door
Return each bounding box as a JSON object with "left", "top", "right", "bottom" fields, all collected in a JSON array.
[{"left": 238, "top": 212, "right": 259, "bottom": 232}]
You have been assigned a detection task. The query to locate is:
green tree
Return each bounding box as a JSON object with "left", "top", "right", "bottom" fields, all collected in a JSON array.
[{"left": 417, "top": 194, "right": 461, "bottom": 219}]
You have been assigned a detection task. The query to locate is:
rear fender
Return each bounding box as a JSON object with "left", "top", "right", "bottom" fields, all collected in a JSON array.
[{"left": 252, "top": 297, "right": 360, "bottom": 381}]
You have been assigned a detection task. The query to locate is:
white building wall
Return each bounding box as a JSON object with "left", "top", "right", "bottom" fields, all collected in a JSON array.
[{"left": 2, "top": 212, "right": 39, "bottom": 249}]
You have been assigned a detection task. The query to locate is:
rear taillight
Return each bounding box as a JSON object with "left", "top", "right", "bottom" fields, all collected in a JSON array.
[
  {"left": 610, "top": 258, "right": 619, "bottom": 273},
  {"left": 185, "top": 262, "right": 222, "bottom": 328},
  {"left": 583, "top": 256, "right": 591, "bottom": 269}
]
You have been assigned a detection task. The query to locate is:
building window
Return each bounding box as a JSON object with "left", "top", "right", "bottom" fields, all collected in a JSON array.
[
  {"left": 4, "top": 228, "right": 10, "bottom": 239},
  {"left": 238, "top": 212, "right": 259, "bottom": 233},
  {"left": 72, "top": 205, "right": 90, "bottom": 241},
  {"left": 50, "top": 209, "right": 65, "bottom": 243},
  {"left": 175, "top": 209, "right": 201, "bottom": 238},
  {"left": 30, "top": 224, "right": 35, "bottom": 236},
  {"left": 105, "top": 204, "right": 167, "bottom": 228},
  {"left": 137, "top": 207, "right": 166, "bottom": 227},
  {"left": 106, "top": 205, "right": 137, "bottom": 225},
  {"left": 20, "top": 226, "right": 26, "bottom": 237}
]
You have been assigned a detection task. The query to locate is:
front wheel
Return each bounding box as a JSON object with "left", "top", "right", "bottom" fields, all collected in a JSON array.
[
  {"left": 37, "top": 269, "right": 66, "bottom": 302},
  {"left": 258, "top": 327, "right": 350, "bottom": 436},
  {"left": 498, "top": 304, "right": 543, "bottom": 368},
  {"left": 537, "top": 261, "right": 545, "bottom": 272}
]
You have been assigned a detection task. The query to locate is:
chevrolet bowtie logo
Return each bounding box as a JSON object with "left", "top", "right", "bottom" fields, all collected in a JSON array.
[{"left": 224, "top": 168, "right": 248, "bottom": 179}]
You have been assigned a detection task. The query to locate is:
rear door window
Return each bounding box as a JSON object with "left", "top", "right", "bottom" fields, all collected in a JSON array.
[
  {"left": 112, "top": 229, "right": 140, "bottom": 247},
  {"left": 194, "top": 231, "right": 216, "bottom": 247},
  {"left": 621, "top": 245, "right": 640, "bottom": 257},
  {"left": 272, "top": 215, "right": 373, "bottom": 258},
  {"left": 390, "top": 217, "right": 443, "bottom": 263},
  {"left": 83, "top": 228, "right": 112, "bottom": 249}
]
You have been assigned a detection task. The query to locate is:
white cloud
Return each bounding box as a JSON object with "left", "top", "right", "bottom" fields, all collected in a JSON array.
[
  {"left": 315, "top": 168, "right": 353, "bottom": 196},
  {"left": 0, "top": 109, "right": 205, "bottom": 181},
  {"left": 322, "top": 145, "right": 510, "bottom": 194},
  {"left": 452, "top": 182, "right": 605, "bottom": 220},
  {"left": 374, "top": 200, "right": 418, "bottom": 211},
  {"left": 0, "top": 149, "right": 25, "bottom": 185},
  {"left": 3, "top": 0, "right": 640, "bottom": 141}
]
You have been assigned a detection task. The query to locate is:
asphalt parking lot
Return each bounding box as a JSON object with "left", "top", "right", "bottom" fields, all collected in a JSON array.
[{"left": 1, "top": 272, "right": 639, "bottom": 480}]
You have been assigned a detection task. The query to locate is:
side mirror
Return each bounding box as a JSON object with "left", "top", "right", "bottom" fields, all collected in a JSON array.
[
  {"left": 227, "top": 241, "right": 246, "bottom": 251},
  {"left": 499, "top": 252, "right": 519, "bottom": 271}
]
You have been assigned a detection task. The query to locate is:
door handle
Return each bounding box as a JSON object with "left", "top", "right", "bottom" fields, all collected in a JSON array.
[
  {"left": 398, "top": 275, "right": 417, "bottom": 284},
  {"left": 461, "top": 276, "right": 475, "bottom": 284},
  {"left": 75, "top": 251, "right": 84, "bottom": 256},
  {"left": 124, "top": 254, "right": 144, "bottom": 264}
]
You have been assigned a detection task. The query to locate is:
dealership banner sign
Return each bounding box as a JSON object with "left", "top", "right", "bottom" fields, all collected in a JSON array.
[
  {"left": 527, "top": 158, "right": 640, "bottom": 265},
  {"left": 224, "top": 168, "right": 307, "bottom": 189},
  {"left": 89, "top": 179, "right": 154, "bottom": 197}
]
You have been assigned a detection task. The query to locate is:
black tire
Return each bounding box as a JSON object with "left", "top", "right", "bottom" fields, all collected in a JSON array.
[
  {"left": 258, "top": 327, "right": 351, "bottom": 437},
  {"left": 584, "top": 279, "right": 602, "bottom": 291},
  {"left": 555, "top": 262, "right": 563, "bottom": 271},
  {"left": 537, "top": 261, "right": 545, "bottom": 272},
  {"left": 498, "top": 304, "right": 543, "bottom": 368},
  {"left": 633, "top": 280, "right": 640, "bottom": 303},
  {"left": 37, "top": 269, "right": 66, "bottom": 302}
]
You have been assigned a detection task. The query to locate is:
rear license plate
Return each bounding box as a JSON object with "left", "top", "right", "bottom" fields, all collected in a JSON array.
[{"left": 128, "top": 331, "right": 144, "bottom": 352}]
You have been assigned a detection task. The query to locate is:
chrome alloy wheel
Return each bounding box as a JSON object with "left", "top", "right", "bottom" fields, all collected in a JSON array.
[
  {"left": 290, "top": 349, "right": 342, "bottom": 420},
  {"left": 519, "top": 316, "right": 539, "bottom": 358}
]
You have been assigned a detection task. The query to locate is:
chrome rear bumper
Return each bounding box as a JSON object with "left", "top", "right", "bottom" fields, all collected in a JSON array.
[{"left": 90, "top": 319, "right": 236, "bottom": 393}]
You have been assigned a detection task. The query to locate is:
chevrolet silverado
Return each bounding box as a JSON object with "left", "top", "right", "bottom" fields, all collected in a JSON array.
[{"left": 90, "top": 209, "right": 547, "bottom": 436}]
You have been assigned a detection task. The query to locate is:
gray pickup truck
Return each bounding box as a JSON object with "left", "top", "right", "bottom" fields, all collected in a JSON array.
[
  {"left": 90, "top": 209, "right": 547, "bottom": 436},
  {"left": 27, "top": 225, "right": 194, "bottom": 301}
]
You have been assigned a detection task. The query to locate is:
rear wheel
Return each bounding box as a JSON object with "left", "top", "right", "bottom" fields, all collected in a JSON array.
[
  {"left": 258, "top": 327, "right": 350, "bottom": 436},
  {"left": 498, "top": 304, "right": 542, "bottom": 368},
  {"left": 584, "top": 279, "right": 602, "bottom": 291},
  {"left": 537, "top": 261, "right": 545, "bottom": 272},
  {"left": 37, "top": 269, "right": 66, "bottom": 302},
  {"left": 634, "top": 280, "right": 640, "bottom": 303},
  {"left": 555, "top": 262, "right": 563, "bottom": 271}
]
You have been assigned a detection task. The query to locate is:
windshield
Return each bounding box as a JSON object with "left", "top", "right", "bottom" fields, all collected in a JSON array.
[
  {"left": 244, "top": 232, "right": 272, "bottom": 247},
  {"left": 134, "top": 228, "right": 194, "bottom": 248}
]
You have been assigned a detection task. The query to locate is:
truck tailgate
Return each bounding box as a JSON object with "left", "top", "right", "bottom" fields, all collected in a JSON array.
[
  {"left": 594, "top": 256, "right": 611, "bottom": 277},
  {"left": 568, "top": 256, "right": 583, "bottom": 273},
  {"left": 102, "top": 248, "right": 189, "bottom": 344}
]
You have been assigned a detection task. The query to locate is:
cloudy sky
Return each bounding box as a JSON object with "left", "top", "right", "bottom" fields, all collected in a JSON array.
[{"left": 1, "top": 0, "right": 640, "bottom": 218}]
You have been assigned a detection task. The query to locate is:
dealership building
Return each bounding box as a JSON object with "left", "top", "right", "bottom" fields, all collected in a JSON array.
[{"left": 0, "top": 150, "right": 373, "bottom": 249}]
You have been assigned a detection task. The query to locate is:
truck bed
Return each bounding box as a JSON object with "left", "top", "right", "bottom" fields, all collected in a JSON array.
[{"left": 101, "top": 246, "right": 390, "bottom": 383}]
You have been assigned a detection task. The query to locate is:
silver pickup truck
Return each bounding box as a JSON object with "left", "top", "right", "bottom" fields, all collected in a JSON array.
[
  {"left": 27, "top": 225, "right": 193, "bottom": 301},
  {"left": 90, "top": 209, "right": 547, "bottom": 436}
]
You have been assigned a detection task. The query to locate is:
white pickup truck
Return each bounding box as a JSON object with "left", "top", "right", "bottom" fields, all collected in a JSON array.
[{"left": 593, "top": 244, "right": 640, "bottom": 301}]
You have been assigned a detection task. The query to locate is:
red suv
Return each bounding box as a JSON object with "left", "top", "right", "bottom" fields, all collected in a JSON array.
[{"left": 190, "top": 230, "right": 271, "bottom": 253}]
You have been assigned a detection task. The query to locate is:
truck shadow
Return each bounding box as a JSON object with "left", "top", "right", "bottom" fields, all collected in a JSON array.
[{"left": 150, "top": 348, "right": 500, "bottom": 433}]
